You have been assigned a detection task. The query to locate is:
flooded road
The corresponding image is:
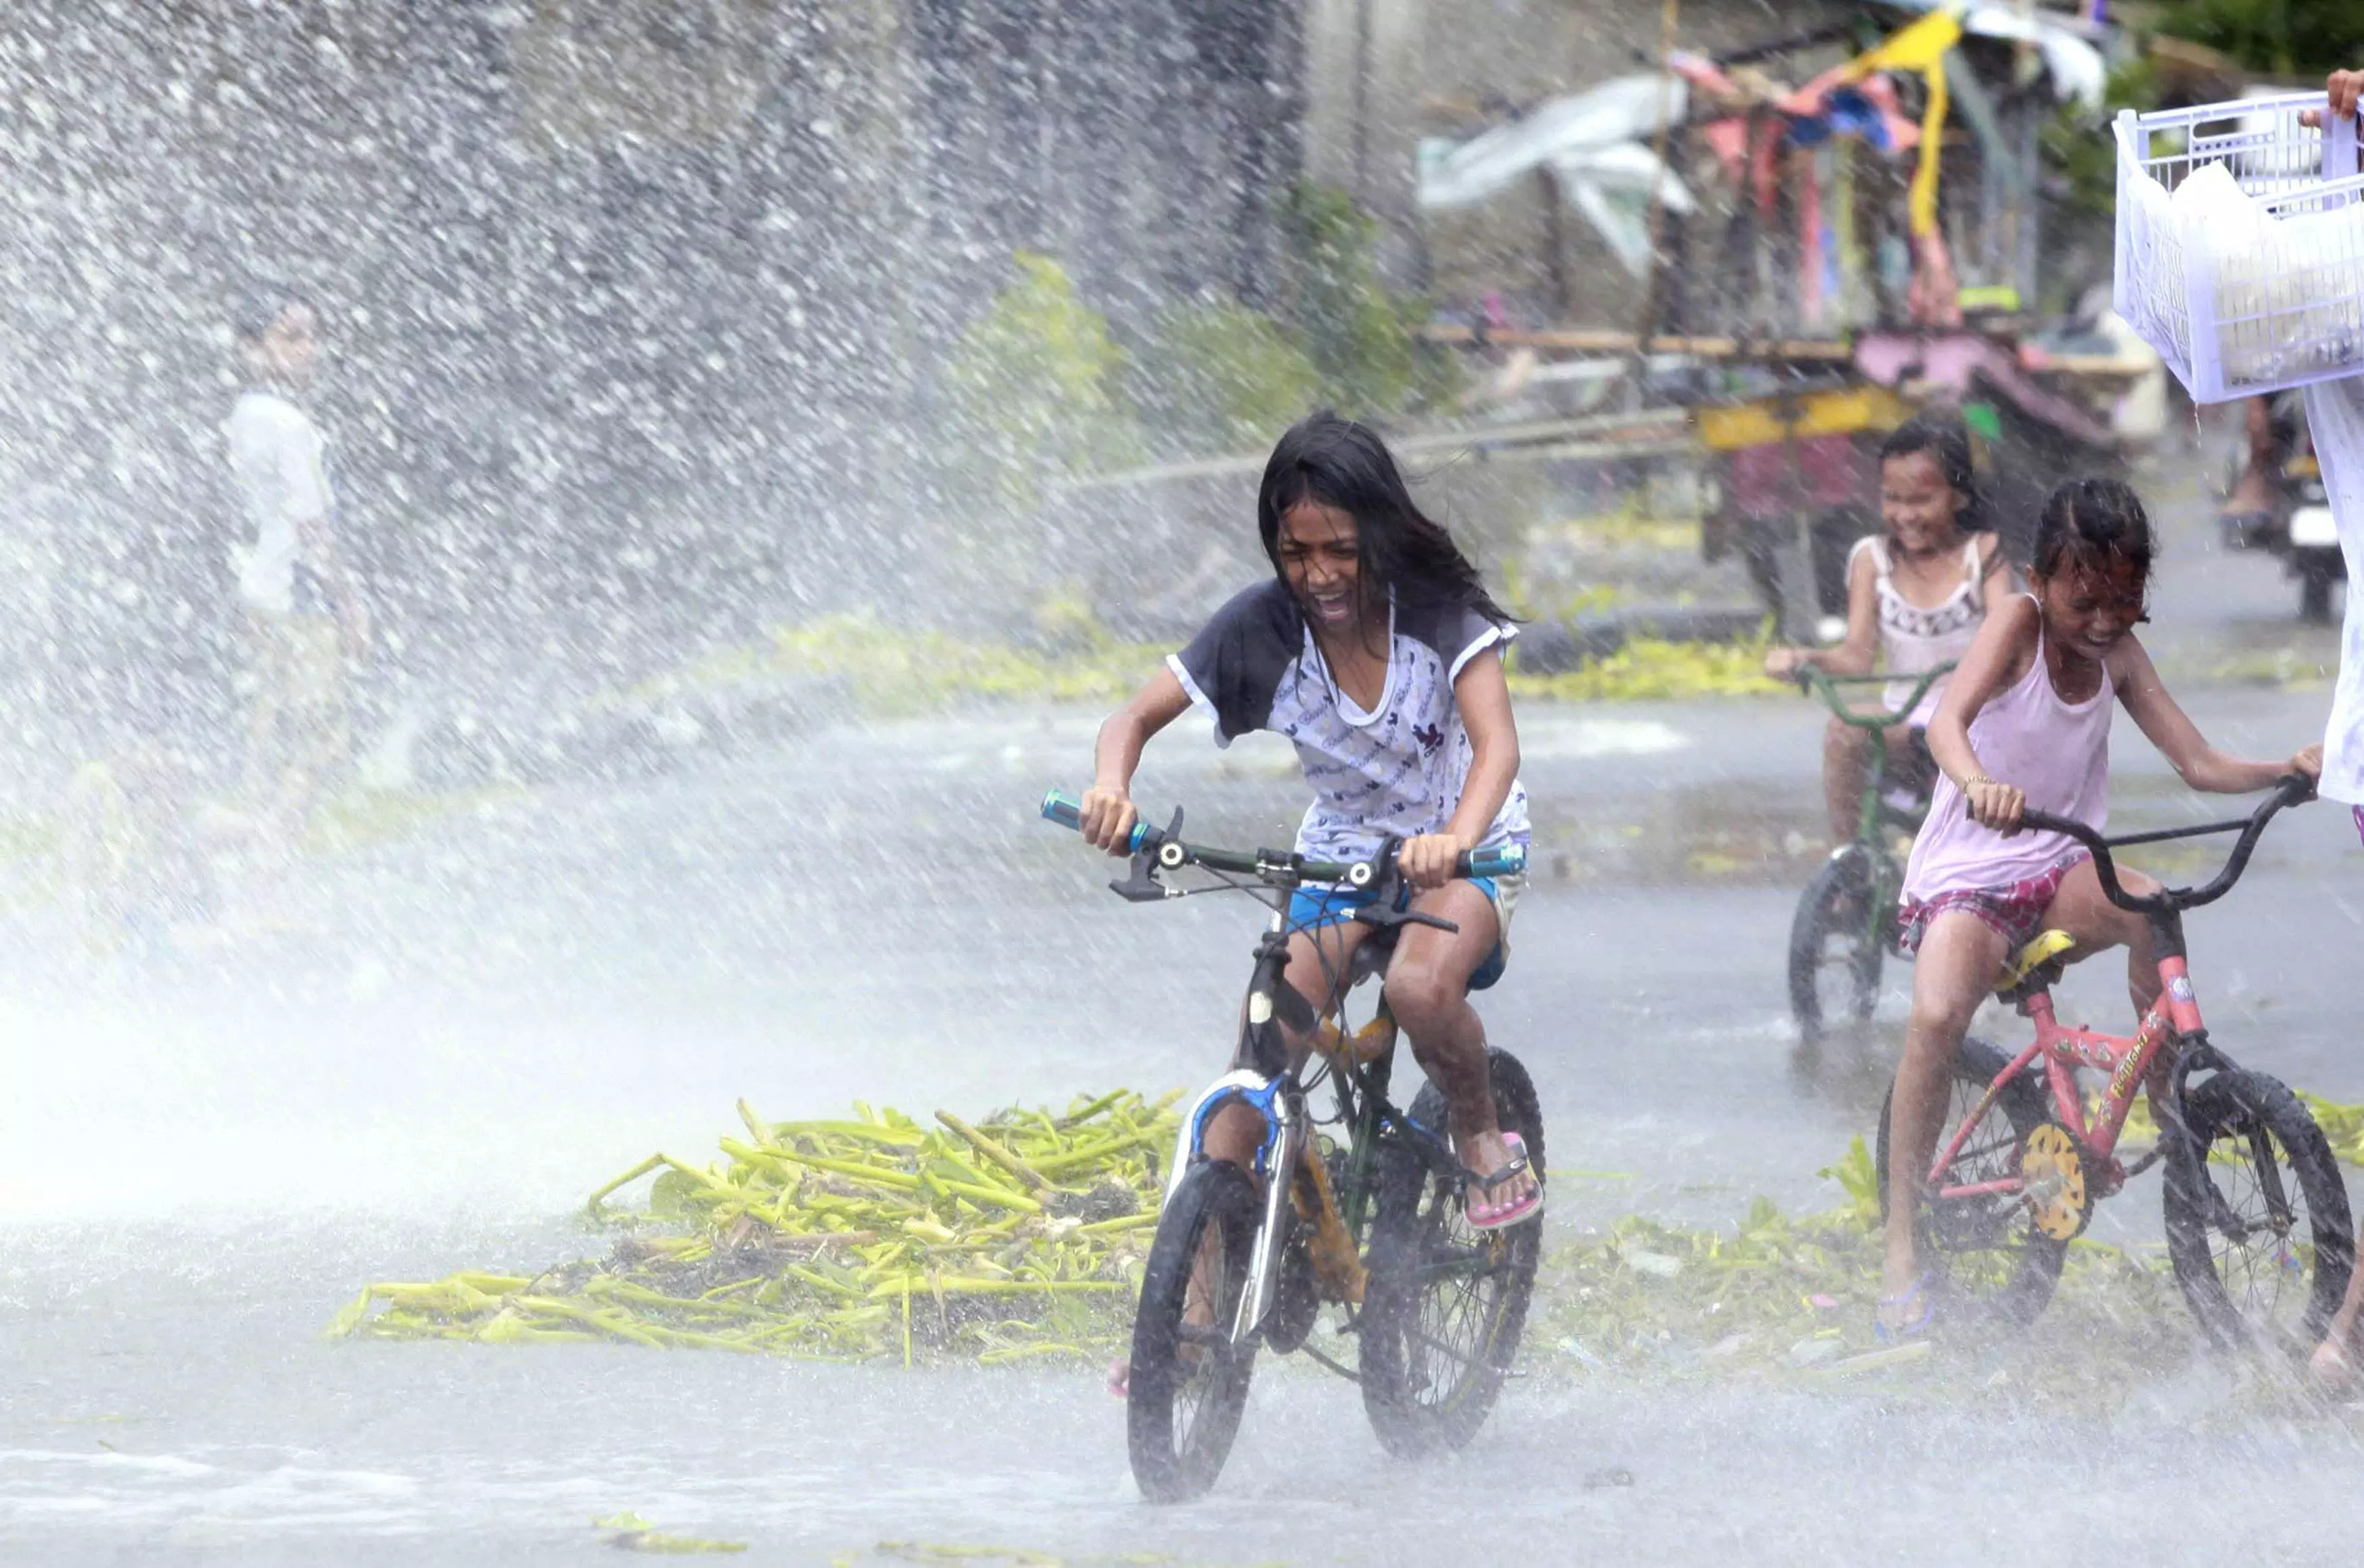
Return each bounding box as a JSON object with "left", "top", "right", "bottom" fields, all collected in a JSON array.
[{"left": 5, "top": 483, "right": 2364, "bottom": 1563}]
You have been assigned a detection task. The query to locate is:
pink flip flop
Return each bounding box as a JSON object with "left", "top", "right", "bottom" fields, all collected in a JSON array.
[{"left": 1460, "top": 1130, "right": 1543, "bottom": 1231}]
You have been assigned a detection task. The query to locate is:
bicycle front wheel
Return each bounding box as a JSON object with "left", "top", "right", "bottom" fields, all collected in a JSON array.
[
  {"left": 1359, "top": 1047, "right": 1545, "bottom": 1457},
  {"left": 1788, "top": 852, "right": 1884, "bottom": 1036},
  {"left": 1876, "top": 1036, "right": 2066, "bottom": 1328},
  {"left": 2163, "top": 1069, "right": 2355, "bottom": 1353},
  {"left": 1127, "top": 1159, "right": 1260, "bottom": 1503}
]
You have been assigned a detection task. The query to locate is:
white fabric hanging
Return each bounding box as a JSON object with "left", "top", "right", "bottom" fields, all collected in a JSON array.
[{"left": 2307, "top": 374, "right": 2364, "bottom": 804}]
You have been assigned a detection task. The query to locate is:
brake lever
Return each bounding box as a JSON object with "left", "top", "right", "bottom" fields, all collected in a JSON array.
[
  {"left": 1108, "top": 806, "right": 1185, "bottom": 902},
  {"left": 1353, "top": 907, "right": 1461, "bottom": 936}
]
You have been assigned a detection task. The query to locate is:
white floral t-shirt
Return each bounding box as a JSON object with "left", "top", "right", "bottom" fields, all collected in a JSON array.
[{"left": 1167, "top": 580, "right": 1530, "bottom": 864}]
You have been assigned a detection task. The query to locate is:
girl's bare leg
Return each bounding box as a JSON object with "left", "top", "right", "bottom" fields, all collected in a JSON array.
[
  {"left": 1200, "top": 918, "right": 1369, "bottom": 1171},
  {"left": 1885, "top": 911, "right": 2007, "bottom": 1315},
  {"left": 1822, "top": 717, "right": 1872, "bottom": 845},
  {"left": 1384, "top": 881, "right": 1524, "bottom": 1212},
  {"left": 2035, "top": 859, "right": 2163, "bottom": 1018}
]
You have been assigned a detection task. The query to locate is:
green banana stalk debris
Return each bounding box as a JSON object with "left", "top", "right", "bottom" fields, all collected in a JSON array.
[
  {"left": 335, "top": 1087, "right": 2364, "bottom": 1400},
  {"left": 328, "top": 1090, "right": 1182, "bottom": 1365}
]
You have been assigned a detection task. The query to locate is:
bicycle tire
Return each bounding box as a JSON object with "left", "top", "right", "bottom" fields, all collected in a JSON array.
[
  {"left": 1876, "top": 1036, "right": 2065, "bottom": 1327},
  {"left": 1127, "top": 1159, "right": 1260, "bottom": 1503},
  {"left": 1787, "top": 852, "right": 1884, "bottom": 1036},
  {"left": 2163, "top": 1068, "right": 2355, "bottom": 1353},
  {"left": 1359, "top": 1047, "right": 1545, "bottom": 1457}
]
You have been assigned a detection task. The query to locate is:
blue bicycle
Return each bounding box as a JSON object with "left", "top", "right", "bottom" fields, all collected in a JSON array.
[{"left": 1042, "top": 791, "right": 1543, "bottom": 1502}]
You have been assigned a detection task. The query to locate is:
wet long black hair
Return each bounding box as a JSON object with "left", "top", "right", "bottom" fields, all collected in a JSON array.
[
  {"left": 1878, "top": 409, "right": 1990, "bottom": 536},
  {"left": 2031, "top": 475, "right": 2156, "bottom": 591},
  {"left": 1256, "top": 411, "right": 1514, "bottom": 628}
]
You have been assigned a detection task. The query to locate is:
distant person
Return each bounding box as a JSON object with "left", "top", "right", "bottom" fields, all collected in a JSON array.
[
  {"left": 223, "top": 290, "right": 368, "bottom": 861},
  {"left": 2216, "top": 392, "right": 2299, "bottom": 547},
  {"left": 1763, "top": 411, "right": 2012, "bottom": 846}
]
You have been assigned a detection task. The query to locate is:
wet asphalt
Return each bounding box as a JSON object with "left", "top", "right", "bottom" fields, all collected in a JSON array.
[{"left": 4, "top": 455, "right": 2364, "bottom": 1563}]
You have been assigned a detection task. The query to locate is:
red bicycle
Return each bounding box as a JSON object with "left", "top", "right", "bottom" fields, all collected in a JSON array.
[{"left": 1876, "top": 778, "right": 2355, "bottom": 1349}]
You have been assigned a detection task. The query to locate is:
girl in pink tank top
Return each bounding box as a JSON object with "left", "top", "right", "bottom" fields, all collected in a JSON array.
[{"left": 1876, "top": 479, "right": 2323, "bottom": 1340}]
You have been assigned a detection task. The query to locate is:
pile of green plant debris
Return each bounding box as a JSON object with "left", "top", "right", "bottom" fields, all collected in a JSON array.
[
  {"left": 330, "top": 1090, "right": 1182, "bottom": 1365},
  {"left": 336, "top": 1090, "right": 2364, "bottom": 1401},
  {"left": 1539, "top": 1136, "right": 2196, "bottom": 1407}
]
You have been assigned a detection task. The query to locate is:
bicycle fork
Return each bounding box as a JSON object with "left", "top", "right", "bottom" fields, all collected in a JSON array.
[
  {"left": 1157, "top": 916, "right": 1320, "bottom": 1349},
  {"left": 1162, "top": 1068, "right": 1304, "bottom": 1349}
]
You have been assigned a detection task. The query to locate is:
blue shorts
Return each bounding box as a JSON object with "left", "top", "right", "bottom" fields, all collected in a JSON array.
[{"left": 1285, "top": 872, "right": 1523, "bottom": 991}]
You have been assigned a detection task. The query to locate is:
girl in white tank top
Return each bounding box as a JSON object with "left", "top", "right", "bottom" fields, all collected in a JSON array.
[
  {"left": 1764, "top": 411, "right": 2011, "bottom": 845},
  {"left": 1875, "top": 478, "right": 2323, "bottom": 1341}
]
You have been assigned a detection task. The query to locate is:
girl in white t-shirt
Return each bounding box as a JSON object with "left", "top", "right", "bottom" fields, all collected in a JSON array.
[
  {"left": 1078, "top": 411, "right": 1538, "bottom": 1230},
  {"left": 1764, "top": 411, "right": 2014, "bottom": 845}
]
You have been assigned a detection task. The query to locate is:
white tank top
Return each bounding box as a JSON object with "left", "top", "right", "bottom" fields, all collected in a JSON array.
[
  {"left": 1853, "top": 533, "right": 1988, "bottom": 721},
  {"left": 1902, "top": 603, "right": 2114, "bottom": 901}
]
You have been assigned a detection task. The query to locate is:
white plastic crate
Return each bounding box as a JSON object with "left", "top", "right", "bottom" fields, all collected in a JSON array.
[{"left": 2114, "top": 93, "right": 2364, "bottom": 403}]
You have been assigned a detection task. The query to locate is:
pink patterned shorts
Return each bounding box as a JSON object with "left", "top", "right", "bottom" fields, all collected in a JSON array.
[{"left": 1897, "top": 851, "right": 2092, "bottom": 957}]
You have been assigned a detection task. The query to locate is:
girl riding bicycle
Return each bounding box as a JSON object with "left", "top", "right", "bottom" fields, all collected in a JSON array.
[
  {"left": 1880, "top": 477, "right": 2320, "bottom": 1336},
  {"left": 1764, "top": 411, "right": 2013, "bottom": 846},
  {"left": 1078, "top": 411, "right": 1539, "bottom": 1230}
]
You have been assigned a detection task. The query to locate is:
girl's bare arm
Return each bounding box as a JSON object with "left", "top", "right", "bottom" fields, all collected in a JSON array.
[
  {"left": 1926, "top": 594, "right": 2039, "bottom": 828},
  {"left": 1403, "top": 646, "right": 1520, "bottom": 888},
  {"left": 2113, "top": 635, "right": 2320, "bottom": 793},
  {"left": 1976, "top": 533, "right": 2015, "bottom": 607},
  {"left": 1767, "top": 548, "right": 1878, "bottom": 678},
  {"left": 1081, "top": 667, "right": 1192, "bottom": 853}
]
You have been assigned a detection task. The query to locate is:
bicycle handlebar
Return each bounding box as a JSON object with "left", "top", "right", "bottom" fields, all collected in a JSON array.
[
  {"left": 1039, "top": 790, "right": 1529, "bottom": 884},
  {"left": 1794, "top": 663, "right": 1953, "bottom": 731},
  {"left": 2005, "top": 773, "right": 2313, "bottom": 916}
]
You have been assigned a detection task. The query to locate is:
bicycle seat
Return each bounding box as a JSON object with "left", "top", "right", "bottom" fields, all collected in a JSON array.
[{"left": 1994, "top": 929, "right": 2076, "bottom": 1001}]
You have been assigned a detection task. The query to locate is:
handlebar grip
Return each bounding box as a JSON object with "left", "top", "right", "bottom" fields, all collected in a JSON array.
[
  {"left": 1462, "top": 843, "right": 1528, "bottom": 879},
  {"left": 1039, "top": 789, "right": 1156, "bottom": 853}
]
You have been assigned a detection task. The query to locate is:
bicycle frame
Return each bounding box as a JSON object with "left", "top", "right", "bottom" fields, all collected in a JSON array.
[
  {"left": 1923, "top": 781, "right": 2310, "bottom": 1203},
  {"left": 1798, "top": 665, "right": 1951, "bottom": 843},
  {"left": 1164, "top": 908, "right": 1455, "bottom": 1348},
  {"left": 1929, "top": 957, "right": 2194, "bottom": 1201}
]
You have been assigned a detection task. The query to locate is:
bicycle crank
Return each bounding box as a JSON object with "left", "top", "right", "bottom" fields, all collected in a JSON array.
[{"left": 2018, "top": 1124, "right": 2095, "bottom": 1241}]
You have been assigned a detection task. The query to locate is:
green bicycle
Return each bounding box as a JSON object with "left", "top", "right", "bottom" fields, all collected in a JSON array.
[{"left": 1786, "top": 664, "right": 1951, "bottom": 1037}]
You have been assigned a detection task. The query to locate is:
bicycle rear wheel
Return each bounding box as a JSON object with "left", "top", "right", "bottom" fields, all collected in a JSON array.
[
  {"left": 1359, "top": 1048, "right": 1544, "bottom": 1457},
  {"left": 1788, "top": 852, "right": 1884, "bottom": 1036},
  {"left": 1127, "top": 1159, "right": 1260, "bottom": 1503},
  {"left": 1876, "top": 1036, "right": 2066, "bottom": 1327},
  {"left": 2163, "top": 1069, "right": 2355, "bottom": 1353}
]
